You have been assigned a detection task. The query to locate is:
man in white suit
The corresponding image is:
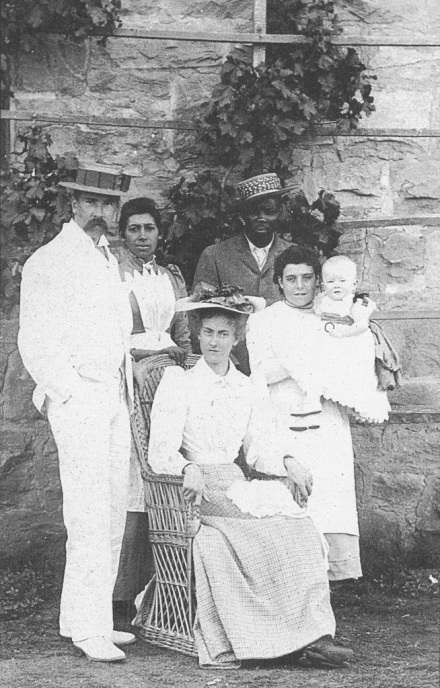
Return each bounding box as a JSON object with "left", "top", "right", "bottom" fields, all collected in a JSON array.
[{"left": 18, "top": 166, "right": 136, "bottom": 662}]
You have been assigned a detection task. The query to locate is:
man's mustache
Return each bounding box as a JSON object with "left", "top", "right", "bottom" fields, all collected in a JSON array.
[{"left": 84, "top": 217, "right": 110, "bottom": 233}]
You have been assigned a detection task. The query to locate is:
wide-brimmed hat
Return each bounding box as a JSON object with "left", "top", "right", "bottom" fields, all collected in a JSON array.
[
  {"left": 175, "top": 285, "right": 265, "bottom": 315},
  {"left": 236, "top": 173, "right": 298, "bottom": 207},
  {"left": 59, "top": 165, "right": 131, "bottom": 197}
]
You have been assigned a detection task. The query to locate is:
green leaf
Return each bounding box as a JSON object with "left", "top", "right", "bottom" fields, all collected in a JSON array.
[{"left": 30, "top": 207, "right": 46, "bottom": 221}]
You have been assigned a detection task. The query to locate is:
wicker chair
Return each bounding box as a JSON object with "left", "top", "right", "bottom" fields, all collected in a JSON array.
[{"left": 131, "top": 353, "right": 201, "bottom": 656}]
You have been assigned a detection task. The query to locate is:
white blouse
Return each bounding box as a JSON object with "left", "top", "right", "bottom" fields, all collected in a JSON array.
[{"left": 148, "top": 358, "right": 288, "bottom": 477}]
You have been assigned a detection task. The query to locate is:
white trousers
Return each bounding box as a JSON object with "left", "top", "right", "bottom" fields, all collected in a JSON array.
[{"left": 47, "top": 375, "right": 130, "bottom": 642}]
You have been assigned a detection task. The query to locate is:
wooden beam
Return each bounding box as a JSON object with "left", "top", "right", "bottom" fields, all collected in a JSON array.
[
  {"left": 2, "top": 112, "right": 440, "bottom": 139},
  {"left": 371, "top": 311, "right": 440, "bottom": 321},
  {"left": 333, "top": 36, "right": 440, "bottom": 47},
  {"left": 87, "top": 28, "right": 308, "bottom": 44},
  {"left": 0, "top": 111, "right": 194, "bottom": 130},
  {"left": 253, "top": 0, "right": 267, "bottom": 67},
  {"left": 338, "top": 216, "right": 440, "bottom": 229},
  {"left": 308, "top": 126, "right": 440, "bottom": 138},
  {"left": 90, "top": 28, "right": 440, "bottom": 47}
]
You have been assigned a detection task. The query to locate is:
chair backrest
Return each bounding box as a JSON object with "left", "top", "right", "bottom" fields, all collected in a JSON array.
[
  {"left": 131, "top": 353, "right": 201, "bottom": 539},
  {"left": 132, "top": 353, "right": 200, "bottom": 477}
]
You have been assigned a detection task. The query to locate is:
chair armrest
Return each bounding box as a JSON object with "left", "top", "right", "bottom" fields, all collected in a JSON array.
[{"left": 144, "top": 468, "right": 201, "bottom": 539}]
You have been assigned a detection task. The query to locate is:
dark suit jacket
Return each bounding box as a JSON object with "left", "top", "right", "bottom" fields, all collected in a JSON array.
[
  {"left": 193, "top": 233, "right": 291, "bottom": 305},
  {"left": 193, "top": 233, "right": 291, "bottom": 374}
]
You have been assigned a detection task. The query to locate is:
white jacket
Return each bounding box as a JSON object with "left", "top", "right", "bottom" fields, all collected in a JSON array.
[{"left": 18, "top": 220, "right": 133, "bottom": 411}]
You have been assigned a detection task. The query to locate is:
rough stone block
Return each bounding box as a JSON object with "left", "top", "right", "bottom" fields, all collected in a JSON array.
[
  {"left": 390, "top": 377, "right": 440, "bottom": 407},
  {"left": 17, "top": 37, "right": 89, "bottom": 97},
  {"left": 337, "top": 0, "right": 440, "bottom": 36},
  {"left": 347, "top": 226, "right": 440, "bottom": 309},
  {"left": 0, "top": 419, "right": 64, "bottom": 559},
  {"left": 424, "top": 228, "right": 440, "bottom": 292},
  {"left": 0, "top": 422, "right": 33, "bottom": 473},
  {"left": 352, "top": 416, "right": 440, "bottom": 563},
  {"left": 3, "top": 349, "right": 37, "bottom": 421},
  {"left": 371, "top": 318, "right": 440, "bottom": 380},
  {"left": 122, "top": 0, "right": 251, "bottom": 24},
  {"left": 381, "top": 230, "right": 424, "bottom": 270},
  {"left": 416, "top": 474, "right": 440, "bottom": 532}
]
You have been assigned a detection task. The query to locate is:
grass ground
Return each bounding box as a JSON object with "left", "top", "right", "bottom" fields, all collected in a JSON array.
[{"left": 1, "top": 563, "right": 438, "bottom": 688}]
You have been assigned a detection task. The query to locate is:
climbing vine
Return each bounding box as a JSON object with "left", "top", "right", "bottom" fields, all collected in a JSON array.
[
  {"left": 196, "top": 0, "right": 375, "bottom": 179},
  {"left": 0, "top": 1, "right": 376, "bottom": 303},
  {"left": 0, "top": 126, "right": 78, "bottom": 312},
  {"left": 164, "top": 0, "right": 375, "bottom": 282},
  {"left": 1, "top": 0, "right": 121, "bottom": 105},
  {"left": 1, "top": 1, "right": 122, "bottom": 311}
]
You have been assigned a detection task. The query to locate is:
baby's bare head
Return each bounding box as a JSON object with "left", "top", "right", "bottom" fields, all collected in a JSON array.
[{"left": 321, "top": 255, "right": 358, "bottom": 300}]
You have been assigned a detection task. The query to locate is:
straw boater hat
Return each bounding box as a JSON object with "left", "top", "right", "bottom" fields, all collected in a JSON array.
[
  {"left": 175, "top": 285, "right": 265, "bottom": 315},
  {"left": 236, "top": 173, "right": 298, "bottom": 207},
  {"left": 59, "top": 164, "right": 132, "bottom": 197}
]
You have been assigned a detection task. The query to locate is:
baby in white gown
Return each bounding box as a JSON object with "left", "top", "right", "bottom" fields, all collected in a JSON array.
[
  {"left": 315, "top": 255, "right": 374, "bottom": 336},
  {"left": 315, "top": 255, "right": 390, "bottom": 423}
]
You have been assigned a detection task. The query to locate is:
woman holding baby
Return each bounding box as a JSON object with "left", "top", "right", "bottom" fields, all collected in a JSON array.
[{"left": 247, "top": 244, "right": 390, "bottom": 581}]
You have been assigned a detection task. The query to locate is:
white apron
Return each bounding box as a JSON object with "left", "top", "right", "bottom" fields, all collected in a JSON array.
[{"left": 124, "top": 266, "right": 177, "bottom": 511}]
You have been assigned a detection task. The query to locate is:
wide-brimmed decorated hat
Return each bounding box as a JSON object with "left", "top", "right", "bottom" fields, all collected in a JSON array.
[
  {"left": 175, "top": 284, "right": 265, "bottom": 315},
  {"left": 236, "top": 173, "right": 298, "bottom": 207},
  {"left": 59, "top": 164, "right": 131, "bottom": 197}
]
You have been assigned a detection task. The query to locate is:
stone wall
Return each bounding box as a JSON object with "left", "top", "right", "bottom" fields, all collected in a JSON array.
[
  {"left": 0, "top": 317, "right": 64, "bottom": 561},
  {"left": 1, "top": 0, "right": 439, "bottom": 567},
  {"left": 352, "top": 412, "right": 440, "bottom": 569}
]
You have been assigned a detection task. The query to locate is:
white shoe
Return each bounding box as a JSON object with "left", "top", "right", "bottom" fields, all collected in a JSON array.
[
  {"left": 63, "top": 630, "right": 136, "bottom": 646},
  {"left": 111, "top": 631, "right": 137, "bottom": 646},
  {"left": 73, "top": 636, "right": 126, "bottom": 662}
]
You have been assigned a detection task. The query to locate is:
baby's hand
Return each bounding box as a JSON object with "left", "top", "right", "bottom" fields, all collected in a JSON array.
[{"left": 328, "top": 324, "right": 352, "bottom": 338}]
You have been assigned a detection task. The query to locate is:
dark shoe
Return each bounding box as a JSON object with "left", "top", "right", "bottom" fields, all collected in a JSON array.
[{"left": 298, "top": 639, "right": 354, "bottom": 669}]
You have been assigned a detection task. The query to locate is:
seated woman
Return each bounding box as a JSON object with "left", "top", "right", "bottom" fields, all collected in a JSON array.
[
  {"left": 112, "top": 197, "right": 192, "bottom": 602},
  {"left": 145, "top": 287, "right": 353, "bottom": 670}
]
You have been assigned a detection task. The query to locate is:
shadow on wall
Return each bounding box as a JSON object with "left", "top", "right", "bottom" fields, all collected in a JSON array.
[{"left": 359, "top": 512, "right": 440, "bottom": 579}]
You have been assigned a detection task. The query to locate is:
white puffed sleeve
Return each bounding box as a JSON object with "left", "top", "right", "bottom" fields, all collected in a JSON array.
[
  {"left": 248, "top": 308, "right": 324, "bottom": 401},
  {"left": 148, "top": 367, "right": 190, "bottom": 475},
  {"left": 247, "top": 311, "right": 291, "bottom": 384},
  {"left": 242, "top": 380, "right": 287, "bottom": 477}
]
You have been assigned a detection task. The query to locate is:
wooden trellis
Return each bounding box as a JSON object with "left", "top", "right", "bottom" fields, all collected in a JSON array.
[
  {"left": 2, "top": 0, "right": 440, "bottom": 135},
  {"left": 1, "top": 0, "right": 440, "bottom": 327}
]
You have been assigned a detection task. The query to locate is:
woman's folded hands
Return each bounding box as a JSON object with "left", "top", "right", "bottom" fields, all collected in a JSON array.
[{"left": 283, "top": 456, "right": 314, "bottom": 506}]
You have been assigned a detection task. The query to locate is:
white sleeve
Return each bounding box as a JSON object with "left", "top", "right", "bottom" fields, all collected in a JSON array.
[
  {"left": 18, "top": 255, "right": 81, "bottom": 403},
  {"left": 348, "top": 297, "right": 376, "bottom": 334},
  {"left": 248, "top": 310, "right": 323, "bottom": 396},
  {"left": 148, "top": 367, "right": 190, "bottom": 475},
  {"left": 242, "top": 381, "right": 287, "bottom": 477},
  {"left": 247, "top": 312, "right": 290, "bottom": 384}
]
